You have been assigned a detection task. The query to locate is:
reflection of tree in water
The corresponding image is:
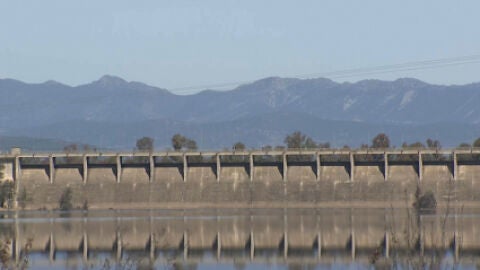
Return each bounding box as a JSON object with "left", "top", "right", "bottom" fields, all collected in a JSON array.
[
  {"left": 64, "top": 251, "right": 81, "bottom": 270},
  {"left": 60, "top": 213, "right": 73, "bottom": 232},
  {"left": 286, "top": 263, "right": 316, "bottom": 270},
  {"left": 169, "top": 262, "right": 198, "bottom": 270},
  {"left": 233, "top": 260, "right": 246, "bottom": 270}
]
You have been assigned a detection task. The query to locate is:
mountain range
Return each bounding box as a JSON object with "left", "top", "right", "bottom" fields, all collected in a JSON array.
[{"left": 1, "top": 75, "right": 479, "bottom": 150}]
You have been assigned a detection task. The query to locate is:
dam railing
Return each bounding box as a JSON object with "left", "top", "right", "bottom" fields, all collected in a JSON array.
[{"left": 2, "top": 147, "right": 480, "bottom": 183}]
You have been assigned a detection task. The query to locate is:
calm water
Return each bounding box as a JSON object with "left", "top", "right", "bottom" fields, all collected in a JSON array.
[{"left": 0, "top": 208, "right": 478, "bottom": 269}]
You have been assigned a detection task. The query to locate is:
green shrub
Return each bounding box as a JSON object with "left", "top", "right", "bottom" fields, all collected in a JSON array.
[
  {"left": 0, "top": 182, "right": 15, "bottom": 209},
  {"left": 18, "top": 187, "right": 28, "bottom": 209},
  {"left": 59, "top": 187, "right": 73, "bottom": 211},
  {"left": 413, "top": 188, "right": 436, "bottom": 212}
]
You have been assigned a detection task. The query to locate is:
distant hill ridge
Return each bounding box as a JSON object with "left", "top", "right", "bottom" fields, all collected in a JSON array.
[{"left": 1, "top": 75, "right": 479, "bottom": 149}]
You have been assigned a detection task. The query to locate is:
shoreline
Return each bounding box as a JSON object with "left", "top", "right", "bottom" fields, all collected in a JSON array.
[{"left": 2, "top": 201, "right": 476, "bottom": 212}]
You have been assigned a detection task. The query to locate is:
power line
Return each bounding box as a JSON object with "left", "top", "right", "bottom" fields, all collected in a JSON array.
[{"left": 169, "top": 54, "right": 480, "bottom": 94}]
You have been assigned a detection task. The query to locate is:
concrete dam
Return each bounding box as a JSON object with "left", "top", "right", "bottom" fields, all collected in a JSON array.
[{"left": 1, "top": 148, "right": 480, "bottom": 209}]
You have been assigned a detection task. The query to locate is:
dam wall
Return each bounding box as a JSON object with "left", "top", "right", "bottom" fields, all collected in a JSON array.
[{"left": 1, "top": 149, "right": 480, "bottom": 209}]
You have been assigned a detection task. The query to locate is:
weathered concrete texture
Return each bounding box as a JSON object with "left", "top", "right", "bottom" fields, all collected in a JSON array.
[
  {"left": 471, "top": 180, "right": 480, "bottom": 201},
  {"left": 321, "top": 166, "right": 349, "bottom": 182},
  {"left": 0, "top": 162, "right": 14, "bottom": 181},
  {"left": 120, "top": 219, "right": 151, "bottom": 249},
  {"left": 287, "top": 215, "right": 317, "bottom": 249},
  {"left": 459, "top": 217, "right": 480, "bottom": 250},
  {"left": 187, "top": 166, "right": 216, "bottom": 182},
  {"left": 421, "top": 215, "right": 457, "bottom": 249},
  {"left": 353, "top": 213, "right": 386, "bottom": 249},
  {"left": 388, "top": 165, "right": 419, "bottom": 182},
  {"left": 286, "top": 181, "right": 317, "bottom": 204},
  {"left": 354, "top": 165, "right": 384, "bottom": 182},
  {"left": 84, "top": 183, "right": 115, "bottom": 204},
  {"left": 423, "top": 165, "right": 452, "bottom": 182},
  {"left": 20, "top": 168, "right": 49, "bottom": 183},
  {"left": 149, "top": 182, "right": 184, "bottom": 203},
  {"left": 383, "top": 180, "right": 417, "bottom": 203},
  {"left": 218, "top": 217, "right": 249, "bottom": 249},
  {"left": 154, "top": 166, "right": 183, "bottom": 182},
  {"left": 319, "top": 212, "right": 351, "bottom": 251},
  {"left": 287, "top": 165, "right": 316, "bottom": 181},
  {"left": 186, "top": 219, "right": 218, "bottom": 249},
  {"left": 252, "top": 215, "right": 284, "bottom": 248},
  {"left": 54, "top": 168, "right": 82, "bottom": 183},
  {"left": 184, "top": 182, "right": 218, "bottom": 203},
  {"left": 454, "top": 180, "right": 473, "bottom": 201},
  {"left": 88, "top": 168, "right": 116, "bottom": 183},
  {"left": 12, "top": 160, "right": 480, "bottom": 210},
  {"left": 217, "top": 182, "right": 251, "bottom": 203},
  {"left": 253, "top": 165, "right": 283, "bottom": 182},
  {"left": 220, "top": 166, "right": 249, "bottom": 182},
  {"left": 153, "top": 219, "right": 184, "bottom": 249},
  {"left": 351, "top": 180, "right": 387, "bottom": 201},
  {"left": 251, "top": 182, "right": 285, "bottom": 204},
  {"left": 458, "top": 165, "right": 480, "bottom": 181},
  {"left": 317, "top": 181, "right": 336, "bottom": 202},
  {"left": 333, "top": 182, "right": 352, "bottom": 202},
  {"left": 121, "top": 167, "right": 149, "bottom": 182}
]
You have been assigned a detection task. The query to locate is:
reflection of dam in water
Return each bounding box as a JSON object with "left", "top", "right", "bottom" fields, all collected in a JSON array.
[{"left": 1, "top": 209, "right": 480, "bottom": 265}]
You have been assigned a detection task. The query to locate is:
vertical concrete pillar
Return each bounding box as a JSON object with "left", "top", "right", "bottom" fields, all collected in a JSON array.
[
  {"left": 82, "top": 232, "right": 88, "bottom": 261},
  {"left": 384, "top": 232, "right": 389, "bottom": 258},
  {"left": 183, "top": 154, "right": 188, "bottom": 182},
  {"left": 316, "top": 153, "right": 321, "bottom": 181},
  {"left": 48, "top": 233, "right": 55, "bottom": 262},
  {"left": 82, "top": 155, "right": 88, "bottom": 184},
  {"left": 350, "top": 230, "right": 356, "bottom": 259},
  {"left": 115, "top": 232, "right": 122, "bottom": 261},
  {"left": 216, "top": 154, "right": 221, "bottom": 182},
  {"left": 13, "top": 220, "right": 20, "bottom": 264},
  {"left": 453, "top": 151, "right": 458, "bottom": 181},
  {"left": 216, "top": 232, "right": 221, "bottom": 260},
  {"left": 418, "top": 152, "right": 423, "bottom": 182},
  {"left": 149, "top": 233, "right": 155, "bottom": 260},
  {"left": 283, "top": 153, "right": 288, "bottom": 182},
  {"left": 384, "top": 153, "right": 389, "bottom": 181},
  {"left": 283, "top": 214, "right": 288, "bottom": 259},
  {"left": 419, "top": 216, "right": 424, "bottom": 256},
  {"left": 14, "top": 156, "right": 21, "bottom": 181},
  {"left": 116, "top": 155, "right": 122, "bottom": 183},
  {"left": 249, "top": 231, "right": 255, "bottom": 261},
  {"left": 453, "top": 213, "right": 459, "bottom": 260},
  {"left": 283, "top": 232, "right": 288, "bottom": 259},
  {"left": 349, "top": 152, "right": 355, "bottom": 182},
  {"left": 249, "top": 154, "right": 254, "bottom": 182},
  {"left": 317, "top": 233, "right": 322, "bottom": 258},
  {"left": 350, "top": 212, "right": 355, "bottom": 259},
  {"left": 183, "top": 231, "right": 188, "bottom": 260},
  {"left": 49, "top": 155, "right": 55, "bottom": 184},
  {"left": 149, "top": 155, "right": 155, "bottom": 182}
]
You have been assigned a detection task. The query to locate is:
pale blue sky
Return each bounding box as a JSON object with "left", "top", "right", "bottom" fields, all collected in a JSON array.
[{"left": 1, "top": 0, "right": 479, "bottom": 93}]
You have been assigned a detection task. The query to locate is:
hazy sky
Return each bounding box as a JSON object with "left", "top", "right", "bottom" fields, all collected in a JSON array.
[{"left": 1, "top": 1, "right": 479, "bottom": 93}]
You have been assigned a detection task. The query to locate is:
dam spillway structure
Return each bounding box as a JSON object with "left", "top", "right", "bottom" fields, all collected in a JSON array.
[{"left": 0, "top": 148, "right": 480, "bottom": 209}]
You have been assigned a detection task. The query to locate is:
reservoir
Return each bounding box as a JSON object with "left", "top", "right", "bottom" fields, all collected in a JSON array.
[{"left": 0, "top": 208, "right": 478, "bottom": 269}]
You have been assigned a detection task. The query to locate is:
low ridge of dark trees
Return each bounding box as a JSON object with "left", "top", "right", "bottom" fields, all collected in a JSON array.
[
  {"left": 136, "top": 137, "right": 154, "bottom": 152},
  {"left": 120, "top": 133, "right": 480, "bottom": 159},
  {"left": 171, "top": 134, "right": 197, "bottom": 151}
]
